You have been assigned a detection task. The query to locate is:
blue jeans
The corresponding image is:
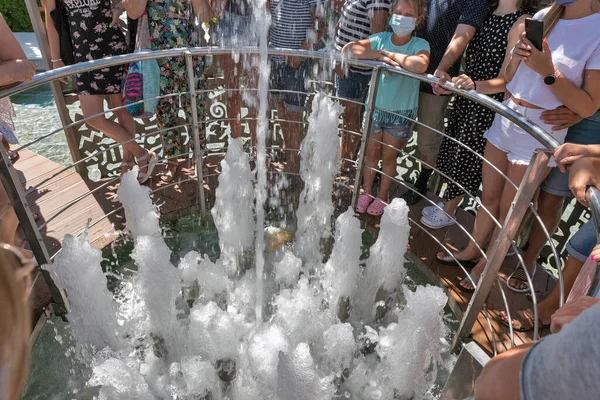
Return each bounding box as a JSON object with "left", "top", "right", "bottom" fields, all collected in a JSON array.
[
  {"left": 335, "top": 70, "right": 371, "bottom": 101},
  {"left": 566, "top": 219, "right": 596, "bottom": 262},
  {"left": 541, "top": 111, "right": 600, "bottom": 197}
]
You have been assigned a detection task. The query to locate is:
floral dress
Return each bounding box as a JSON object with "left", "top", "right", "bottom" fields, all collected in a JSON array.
[
  {"left": 148, "top": 0, "right": 207, "bottom": 157},
  {"left": 62, "top": 0, "right": 128, "bottom": 95}
]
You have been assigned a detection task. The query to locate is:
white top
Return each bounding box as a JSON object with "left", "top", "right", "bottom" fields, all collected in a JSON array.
[{"left": 506, "top": 8, "right": 600, "bottom": 110}]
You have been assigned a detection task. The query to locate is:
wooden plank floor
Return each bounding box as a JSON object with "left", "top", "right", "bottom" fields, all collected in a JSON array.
[{"left": 13, "top": 148, "right": 552, "bottom": 355}]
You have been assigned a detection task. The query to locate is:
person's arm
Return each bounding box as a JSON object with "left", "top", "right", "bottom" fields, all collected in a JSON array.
[
  {"left": 550, "top": 296, "right": 600, "bottom": 333},
  {"left": 42, "top": 0, "right": 64, "bottom": 67},
  {"left": 191, "top": 0, "right": 211, "bottom": 23},
  {"left": 121, "top": 0, "right": 148, "bottom": 20},
  {"left": 516, "top": 35, "right": 600, "bottom": 118},
  {"left": 432, "top": 24, "right": 476, "bottom": 95},
  {"left": 471, "top": 15, "right": 528, "bottom": 95},
  {"left": 0, "top": 13, "right": 37, "bottom": 86},
  {"left": 568, "top": 156, "right": 600, "bottom": 206},
  {"left": 377, "top": 49, "right": 429, "bottom": 74},
  {"left": 554, "top": 143, "right": 600, "bottom": 172}
]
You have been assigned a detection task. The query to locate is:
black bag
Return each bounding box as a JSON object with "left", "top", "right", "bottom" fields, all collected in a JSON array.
[{"left": 50, "top": 1, "right": 75, "bottom": 66}]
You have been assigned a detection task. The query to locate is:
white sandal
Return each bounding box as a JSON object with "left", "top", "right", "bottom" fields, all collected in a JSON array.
[{"left": 137, "top": 151, "right": 158, "bottom": 184}]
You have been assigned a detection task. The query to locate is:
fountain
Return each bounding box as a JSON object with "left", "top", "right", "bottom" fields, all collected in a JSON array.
[{"left": 30, "top": 88, "right": 452, "bottom": 399}]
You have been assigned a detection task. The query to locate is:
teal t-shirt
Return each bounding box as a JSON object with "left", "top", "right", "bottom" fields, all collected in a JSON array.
[{"left": 368, "top": 32, "right": 430, "bottom": 124}]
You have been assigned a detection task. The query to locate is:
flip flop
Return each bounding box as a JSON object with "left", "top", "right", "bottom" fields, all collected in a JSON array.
[
  {"left": 436, "top": 251, "right": 480, "bottom": 269},
  {"left": 356, "top": 194, "right": 373, "bottom": 213},
  {"left": 458, "top": 272, "right": 479, "bottom": 293},
  {"left": 498, "top": 309, "right": 550, "bottom": 332},
  {"left": 507, "top": 264, "right": 537, "bottom": 293},
  {"left": 366, "top": 198, "right": 387, "bottom": 216},
  {"left": 160, "top": 160, "right": 179, "bottom": 183}
]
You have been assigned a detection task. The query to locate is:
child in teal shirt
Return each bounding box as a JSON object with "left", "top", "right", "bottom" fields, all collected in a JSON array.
[{"left": 343, "top": 0, "right": 429, "bottom": 216}]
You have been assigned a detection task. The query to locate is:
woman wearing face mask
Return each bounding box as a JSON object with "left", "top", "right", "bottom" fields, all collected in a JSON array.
[
  {"left": 441, "top": 0, "right": 600, "bottom": 293},
  {"left": 343, "top": 0, "right": 430, "bottom": 216}
]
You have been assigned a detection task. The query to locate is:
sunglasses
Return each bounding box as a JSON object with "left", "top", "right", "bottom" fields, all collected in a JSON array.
[{"left": 0, "top": 243, "right": 38, "bottom": 301}]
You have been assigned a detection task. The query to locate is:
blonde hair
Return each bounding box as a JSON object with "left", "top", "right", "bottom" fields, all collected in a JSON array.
[
  {"left": 543, "top": 0, "right": 600, "bottom": 37},
  {"left": 391, "top": 0, "right": 428, "bottom": 26},
  {"left": 0, "top": 247, "right": 32, "bottom": 400}
]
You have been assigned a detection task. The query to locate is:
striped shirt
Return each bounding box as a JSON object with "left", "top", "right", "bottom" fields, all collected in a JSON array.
[
  {"left": 269, "top": 0, "right": 320, "bottom": 51},
  {"left": 335, "top": 0, "right": 392, "bottom": 74}
]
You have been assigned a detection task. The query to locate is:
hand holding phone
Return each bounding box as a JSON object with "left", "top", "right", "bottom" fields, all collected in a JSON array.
[{"left": 525, "top": 18, "right": 543, "bottom": 51}]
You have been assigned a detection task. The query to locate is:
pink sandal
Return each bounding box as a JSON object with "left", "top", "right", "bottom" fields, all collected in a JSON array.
[
  {"left": 366, "top": 198, "right": 387, "bottom": 216},
  {"left": 356, "top": 194, "right": 373, "bottom": 213}
]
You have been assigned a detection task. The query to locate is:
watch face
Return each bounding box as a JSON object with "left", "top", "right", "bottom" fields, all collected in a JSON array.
[{"left": 544, "top": 75, "right": 556, "bottom": 85}]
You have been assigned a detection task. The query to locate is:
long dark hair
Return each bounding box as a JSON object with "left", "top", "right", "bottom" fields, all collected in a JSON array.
[{"left": 489, "top": 0, "right": 542, "bottom": 14}]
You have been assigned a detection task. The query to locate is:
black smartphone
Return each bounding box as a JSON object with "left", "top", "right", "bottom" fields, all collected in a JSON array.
[{"left": 525, "top": 18, "right": 544, "bottom": 51}]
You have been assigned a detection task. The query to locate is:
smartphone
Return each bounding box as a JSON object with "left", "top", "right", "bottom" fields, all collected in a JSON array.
[{"left": 525, "top": 18, "right": 544, "bottom": 51}]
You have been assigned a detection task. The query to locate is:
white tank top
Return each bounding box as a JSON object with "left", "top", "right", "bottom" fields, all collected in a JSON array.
[{"left": 506, "top": 8, "right": 600, "bottom": 110}]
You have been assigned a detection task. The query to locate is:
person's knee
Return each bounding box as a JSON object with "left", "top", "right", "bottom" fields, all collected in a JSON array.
[{"left": 86, "top": 115, "right": 109, "bottom": 131}]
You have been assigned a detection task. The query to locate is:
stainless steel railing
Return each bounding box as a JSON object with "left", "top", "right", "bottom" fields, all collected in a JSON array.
[{"left": 0, "top": 47, "right": 582, "bottom": 357}]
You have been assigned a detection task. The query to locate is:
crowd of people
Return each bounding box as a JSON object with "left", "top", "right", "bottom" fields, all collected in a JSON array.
[{"left": 1, "top": 0, "right": 600, "bottom": 398}]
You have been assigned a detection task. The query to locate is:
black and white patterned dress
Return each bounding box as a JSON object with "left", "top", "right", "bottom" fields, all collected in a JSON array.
[
  {"left": 437, "top": 11, "right": 525, "bottom": 201},
  {"left": 63, "top": 0, "right": 128, "bottom": 95}
]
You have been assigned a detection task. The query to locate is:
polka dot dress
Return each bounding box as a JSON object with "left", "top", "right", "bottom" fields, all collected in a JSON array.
[{"left": 437, "top": 11, "right": 525, "bottom": 202}]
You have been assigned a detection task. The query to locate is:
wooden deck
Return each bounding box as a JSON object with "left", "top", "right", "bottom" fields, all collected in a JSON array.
[{"left": 14, "top": 148, "right": 554, "bottom": 355}]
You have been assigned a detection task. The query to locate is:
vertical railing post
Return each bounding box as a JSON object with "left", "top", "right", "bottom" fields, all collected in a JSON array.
[
  {"left": 185, "top": 50, "right": 208, "bottom": 224},
  {"left": 0, "top": 146, "right": 70, "bottom": 315},
  {"left": 351, "top": 67, "right": 381, "bottom": 209},
  {"left": 451, "top": 149, "right": 551, "bottom": 351},
  {"left": 24, "top": 0, "right": 86, "bottom": 176}
]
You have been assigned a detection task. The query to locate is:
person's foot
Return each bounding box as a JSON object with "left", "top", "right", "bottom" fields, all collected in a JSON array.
[
  {"left": 366, "top": 198, "right": 387, "bottom": 216},
  {"left": 458, "top": 272, "right": 480, "bottom": 293},
  {"left": 507, "top": 264, "right": 537, "bottom": 293},
  {"left": 420, "top": 207, "right": 456, "bottom": 229},
  {"left": 401, "top": 168, "right": 432, "bottom": 206},
  {"left": 161, "top": 160, "right": 179, "bottom": 183},
  {"left": 498, "top": 308, "right": 552, "bottom": 332}
]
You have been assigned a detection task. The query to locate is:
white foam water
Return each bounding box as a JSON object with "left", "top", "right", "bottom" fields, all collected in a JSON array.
[
  {"left": 294, "top": 94, "right": 344, "bottom": 269},
  {"left": 47, "top": 234, "right": 123, "bottom": 352},
  {"left": 211, "top": 137, "right": 254, "bottom": 276}
]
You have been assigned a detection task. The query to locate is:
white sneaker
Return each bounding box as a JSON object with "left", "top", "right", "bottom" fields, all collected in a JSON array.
[
  {"left": 422, "top": 201, "right": 444, "bottom": 217},
  {"left": 420, "top": 208, "right": 456, "bottom": 229}
]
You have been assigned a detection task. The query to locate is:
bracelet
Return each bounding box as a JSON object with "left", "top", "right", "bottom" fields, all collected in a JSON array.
[
  {"left": 51, "top": 58, "right": 62, "bottom": 63},
  {"left": 473, "top": 81, "right": 477, "bottom": 91}
]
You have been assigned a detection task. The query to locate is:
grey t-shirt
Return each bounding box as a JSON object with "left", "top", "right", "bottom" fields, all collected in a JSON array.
[{"left": 520, "top": 302, "right": 600, "bottom": 400}]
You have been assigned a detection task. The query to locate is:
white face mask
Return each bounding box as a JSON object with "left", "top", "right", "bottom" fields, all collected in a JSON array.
[{"left": 389, "top": 14, "right": 416, "bottom": 37}]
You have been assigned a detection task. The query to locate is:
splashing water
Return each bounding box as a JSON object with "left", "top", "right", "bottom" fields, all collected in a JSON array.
[
  {"left": 251, "top": 0, "right": 271, "bottom": 323},
  {"left": 211, "top": 137, "right": 254, "bottom": 276},
  {"left": 294, "top": 93, "right": 344, "bottom": 269}
]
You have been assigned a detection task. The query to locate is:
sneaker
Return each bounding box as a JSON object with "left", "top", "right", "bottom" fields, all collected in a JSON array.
[
  {"left": 422, "top": 202, "right": 444, "bottom": 217},
  {"left": 420, "top": 208, "right": 456, "bottom": 229}
]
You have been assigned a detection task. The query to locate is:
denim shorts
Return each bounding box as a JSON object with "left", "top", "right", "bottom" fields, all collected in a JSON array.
[
  {"left": 335, "top": 70, "right": 371, "bottom": 101},
  {"left": 369, "top": 119, "right": 412, "bottom": 140},
  {"left": 566, "top": 219, "right": 597, "bottom": 262},
  {"left": 213, "top": 11, "right": 258, "bottom": 47},
  {"left": 270, "top": 60, "right": 311, "bottom": 112},
  {"left": 541, "top": 112, "right": 600, "bottom": 197}
]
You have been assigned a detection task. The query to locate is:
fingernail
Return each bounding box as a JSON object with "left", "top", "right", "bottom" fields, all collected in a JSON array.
[{"left": 592, "top": 256, "right": 595, "bottom": 261}]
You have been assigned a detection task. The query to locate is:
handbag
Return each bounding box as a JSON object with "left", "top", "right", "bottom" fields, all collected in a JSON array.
[{"left": 124, "top": 13, "right": 160, "bottom": 118}]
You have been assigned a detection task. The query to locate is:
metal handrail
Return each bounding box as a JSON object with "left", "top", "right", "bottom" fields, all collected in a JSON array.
[
  {"left": 0, "top": 47, "right": 560, "bottom": 152},
  {"left": 586, "top": 186, "right": 600, "bottom": 297},
  {"left": 0, "top": 46, "right": 576, "bottom": 360}
]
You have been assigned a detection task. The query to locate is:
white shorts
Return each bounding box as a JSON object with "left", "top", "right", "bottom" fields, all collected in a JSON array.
[{"left": 483, "top": 98, "right": 568, "bottom": 167}]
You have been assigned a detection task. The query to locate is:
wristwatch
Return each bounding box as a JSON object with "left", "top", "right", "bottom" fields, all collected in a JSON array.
[{"left": 544, "top": 70, "right": 561, "bottom": 86}]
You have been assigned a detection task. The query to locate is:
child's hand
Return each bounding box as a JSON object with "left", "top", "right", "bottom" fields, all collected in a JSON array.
[
  {"left": 452, "top": 74, "right": 475, "bottom": 90},
  {"left": 377, "top": 50, "right": 400, "bottom": 67}
]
